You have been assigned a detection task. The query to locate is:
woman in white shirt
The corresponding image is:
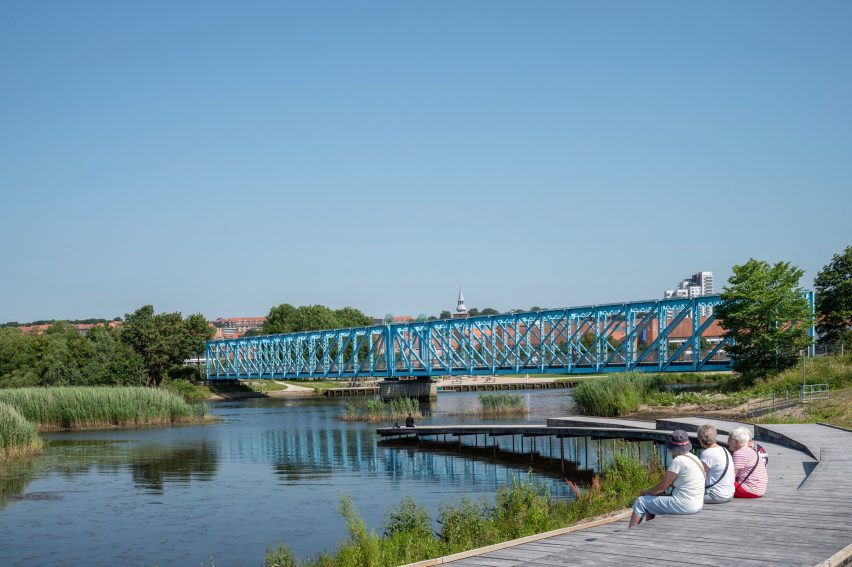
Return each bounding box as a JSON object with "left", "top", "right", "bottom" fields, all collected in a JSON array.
[
  {"left": 629, "top": 429, "right": 706, "bottom": 528},
  {"left": 697, "top": 424, "right": 735, "bottom": 503}
]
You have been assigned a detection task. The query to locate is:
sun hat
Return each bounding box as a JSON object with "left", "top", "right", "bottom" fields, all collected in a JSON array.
[{"left": 666, "top": 429, "right": 693, "bottom": 453}]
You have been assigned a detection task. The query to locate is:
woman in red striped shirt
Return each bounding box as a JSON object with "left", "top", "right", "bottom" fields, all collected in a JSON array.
[{"left": 729, "top": 426, "right": 768, "bottom": 498}]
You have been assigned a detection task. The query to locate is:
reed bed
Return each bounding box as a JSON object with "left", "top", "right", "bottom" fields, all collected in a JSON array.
[
  {"left": 0, "top": 402, "right": 42, "bottom": 459},
  {"left": 474, "top": 393, "right": 527, "bottom": 417},
  {"left": 340, "top": 398, "right": 421, "bottom": 423},
  {"left": 572, "top": 373, "right": 650, "bottom": 417},
  {"left": 0, "top": 387, "right": 207, "bottom": 431}
]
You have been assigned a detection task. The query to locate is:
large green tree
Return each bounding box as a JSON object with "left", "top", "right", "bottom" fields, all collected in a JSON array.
[
  {"left": 262, "top": 303, "right": 372, "bottom": 334},
  {"left": 716, "top": 259, "right": 812, "bottom": 375},
  {"left": 121, "top": 306, "right": 213, "bottom": 387},
  {"left": 814, "top": 245, "right": 852, "bottom": 345}
]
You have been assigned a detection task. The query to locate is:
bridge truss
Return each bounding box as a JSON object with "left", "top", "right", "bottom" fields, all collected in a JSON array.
[{"left": 205, "top": 294, "right": 795, "bottom": 380}]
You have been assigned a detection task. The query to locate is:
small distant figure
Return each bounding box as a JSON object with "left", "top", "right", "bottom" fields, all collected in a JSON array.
[
  {"left": 405, "top": 413, "right": 415, "bottom": 428},
  {"left": 393, "top": 422, "right": 401, "bottom": 429}
]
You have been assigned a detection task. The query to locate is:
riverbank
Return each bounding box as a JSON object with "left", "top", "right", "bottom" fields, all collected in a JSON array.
[{"left": 575, "top": 355, "right": 852, "bottom": 425}]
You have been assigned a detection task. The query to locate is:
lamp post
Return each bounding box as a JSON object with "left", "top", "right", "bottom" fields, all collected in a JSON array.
[{"left": 800, "top": 349, "right": 806, "bottom": 401}]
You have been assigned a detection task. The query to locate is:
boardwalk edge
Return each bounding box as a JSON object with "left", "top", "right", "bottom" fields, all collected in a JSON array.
[
  {"left": 813, "top": 542, "right": 852, "bottom": 567},
  {"left": 399, "top": 509, "right": 632, "bottom": 567}
]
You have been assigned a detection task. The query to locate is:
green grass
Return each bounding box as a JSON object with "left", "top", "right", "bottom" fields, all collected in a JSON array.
[
  {"left": 281, "top": 381, "right": 351, "bottom": 395},
  {"left": 0, "top": 387, "right": 208, "bottom": 431},
  {"left": 162, "top": 379, "right": 211, "bottom": 402},
  {"left": 478, "top": 393, "right": 528, "bottom": 416},
  {"left": 243, "top": 380, "right": 288, "bottom": 394},
  {"left": 754, "top": 385, "right": 852, "bottom": 429},
  {"left": 264, "top": 454, "right": 661, "bottom": 567},
  {"left": 0, "top": 402, "right": 42, "bottom": 459},
  {"left": 340, "top": 398, "right": 421, "bottom": 423}
]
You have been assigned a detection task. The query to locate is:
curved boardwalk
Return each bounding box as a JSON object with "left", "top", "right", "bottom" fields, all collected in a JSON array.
[{"left": 416, "top": 420, "right": 852, "bottom": 567}]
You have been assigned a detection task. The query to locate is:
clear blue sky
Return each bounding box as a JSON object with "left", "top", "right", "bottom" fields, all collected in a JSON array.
[{"left": 1, "top": 1, "right": 850, "bottom": 322}]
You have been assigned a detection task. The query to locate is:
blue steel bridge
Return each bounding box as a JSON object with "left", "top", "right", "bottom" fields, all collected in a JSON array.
[{"left": 206, "top": 294, "right": 816, "bottom": 381}]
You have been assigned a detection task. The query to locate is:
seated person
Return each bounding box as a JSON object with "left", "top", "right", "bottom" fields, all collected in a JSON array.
[
  {"left": 405, "top": 413, "right": 415, "bottom": 428},
  {"left": 729, "top": 426, "right": 768, "bottom": 498},
  {"left": 629, "top": 430, "right": 706, "bottom": 528},
  {"left": 697, "top": 424, "right": 735, "bottom": 503}
]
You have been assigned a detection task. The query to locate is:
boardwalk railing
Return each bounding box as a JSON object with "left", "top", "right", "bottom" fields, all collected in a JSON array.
[{"left": 744, "top": 384, "right": 830, "bottom": 417}]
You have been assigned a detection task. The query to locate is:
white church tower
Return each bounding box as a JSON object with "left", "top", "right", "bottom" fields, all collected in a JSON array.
[{"left": 455, "top": 288, "right": 468, "bottom": 317}]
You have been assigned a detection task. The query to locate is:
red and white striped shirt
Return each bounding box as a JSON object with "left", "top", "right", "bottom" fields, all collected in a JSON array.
[{"left": 733, "top": 446, "right": 768, "bottom": 496}]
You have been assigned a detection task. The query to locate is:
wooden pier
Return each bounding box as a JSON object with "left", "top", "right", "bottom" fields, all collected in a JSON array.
[{"left": 381, "top": 418, "right": 852, "bottom": 567}]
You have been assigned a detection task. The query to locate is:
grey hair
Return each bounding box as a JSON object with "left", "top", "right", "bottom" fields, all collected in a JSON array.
[
  {"left": 697, "top": 424, "right": 717, "bottom": 446},
  {"left": 730, "top": 426, "right": 752, "bottom": 446}
]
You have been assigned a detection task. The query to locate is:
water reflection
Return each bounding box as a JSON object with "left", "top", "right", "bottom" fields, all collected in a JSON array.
[
  {"left": 0, "top": 440, "right": 218, "bottom": 506},
  {"left": 1, "top": 390, "right": 634, "bottom": 566}
]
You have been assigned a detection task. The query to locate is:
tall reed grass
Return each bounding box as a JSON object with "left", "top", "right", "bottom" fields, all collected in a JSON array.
[
  {"left": 340, "top": 397, "right": 421, "bottom": 422},
  {"left": 264, "top": 454, "right": 660, "bottom": 567},
  {"left": 572, "top": 373, "right": 651, "bottom": 416},
  {"left": 0, "top": 402, "right": 42, "bottom": 459},
  {"left": 0, "top": 387, "right": 206, "bottom": 431},
  {"left": 478, "top": 393, "right": 527, "bottom": 416}
]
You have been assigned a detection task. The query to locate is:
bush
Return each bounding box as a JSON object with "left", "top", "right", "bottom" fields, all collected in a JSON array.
[
  {"left": 264, "top": 543, "right": 297, "bottom": 567},
  {"left": 0, "top": 402, "right": 42, "bottom": 458}
]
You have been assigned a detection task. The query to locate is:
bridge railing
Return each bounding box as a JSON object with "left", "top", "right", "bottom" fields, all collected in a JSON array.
[{"left": 206, "top": 295, "right": 742, "bottom": 380}]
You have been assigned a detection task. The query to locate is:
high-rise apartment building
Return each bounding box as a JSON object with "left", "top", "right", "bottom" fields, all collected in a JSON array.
[{"left": 665, "top": 272, "right": 714, "bottom": 316}]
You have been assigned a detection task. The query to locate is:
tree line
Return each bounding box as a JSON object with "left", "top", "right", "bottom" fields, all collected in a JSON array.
[{"left": 0, "top": 306, "right": 213, "bottom": 389}]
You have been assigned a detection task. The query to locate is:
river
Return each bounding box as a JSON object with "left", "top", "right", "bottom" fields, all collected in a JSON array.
[{"left": 0, "top": 389, "right": 647, "bottom": 566}]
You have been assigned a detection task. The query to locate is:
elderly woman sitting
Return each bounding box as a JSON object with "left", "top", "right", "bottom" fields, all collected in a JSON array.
[
  {"left": 629, "top": 429, "right": 706, "bottom": 528},
  {"left": 697, "top": 424, "right": 735, "bottom": 503},
  {"left": 729, "top": 426, "right": 768, "bottom": 498}
]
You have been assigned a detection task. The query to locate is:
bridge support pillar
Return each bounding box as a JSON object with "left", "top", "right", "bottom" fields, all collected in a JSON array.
[{"left": 379, "top": 377, "right": 437, "bottom": 403}]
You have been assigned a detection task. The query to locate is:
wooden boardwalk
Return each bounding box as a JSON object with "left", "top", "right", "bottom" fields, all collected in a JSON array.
[{"left": 410, "top": 420, "right": 852, "bottom": 567}]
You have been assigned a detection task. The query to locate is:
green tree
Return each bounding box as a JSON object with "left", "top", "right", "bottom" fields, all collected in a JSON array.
[
  {"left": 716, "top": 259, "right": 812, "bottom": 375},
  {"left": 467, "top": 308, "right": 480, "bottom": 317},
  {"left": 121, "top": 306, "right": 205, "bottom": 387},
  {"left": 263, "top": 303, "right": 372, "bottom": 334},
  {"left": 814, "top": 245, "right": 852, "bottom": 345},
  {"left": 480, "top": 308, "right": 500, "bottom": 316},
  {"left": 439, "top": 311, "right": 452, "bottom": 320}
]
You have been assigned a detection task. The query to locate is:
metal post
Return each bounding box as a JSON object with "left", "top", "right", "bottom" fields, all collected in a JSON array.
[
  {"left": 560, "top": 436, "right": 565, "bottom": 474},
  {"left": 801, "top": 349, "right": 806, "bottom": 401}
]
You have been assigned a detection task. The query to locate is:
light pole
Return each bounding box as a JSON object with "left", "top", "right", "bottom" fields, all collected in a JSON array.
[{"left": 800, "top": 349, "right": 806, "bottom": 401}]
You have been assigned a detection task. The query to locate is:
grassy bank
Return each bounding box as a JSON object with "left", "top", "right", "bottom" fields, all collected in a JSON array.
[
  {"left": 340, "top": 398, "right": 421, "bottom": 423},
  {"left": 0, "top": 402, "right": 42, "bottom": 459},
  {"left": 0, "top": 387, "right": 208, "bottom": 431},
  {"left": 573, "top": 355, "right": 852, "bottom": 417},
  {"left": 264, "top": 455, "right": 660, "bottom": 567},
  {"left": 754, "top": 385, "right": 852, "bottom": 429}
]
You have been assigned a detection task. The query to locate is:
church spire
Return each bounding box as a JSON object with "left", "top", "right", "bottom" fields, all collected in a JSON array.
[{"left": 456, "top": 288, "right": 467, "bottom": 313}]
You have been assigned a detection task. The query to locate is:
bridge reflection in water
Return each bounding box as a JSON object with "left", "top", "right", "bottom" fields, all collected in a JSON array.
[{"left": 223, "top": 424, "right": 662, "bottom": 493}]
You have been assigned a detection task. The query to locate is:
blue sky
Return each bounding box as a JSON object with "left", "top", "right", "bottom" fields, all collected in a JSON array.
[{"left": 1, "top": 1, "right": 850, "bottom": 322}]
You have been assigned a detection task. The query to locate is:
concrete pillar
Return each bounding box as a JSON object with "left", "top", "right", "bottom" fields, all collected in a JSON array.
[{"left": 378, "top": 377, "right": 438, "bottom": 402}]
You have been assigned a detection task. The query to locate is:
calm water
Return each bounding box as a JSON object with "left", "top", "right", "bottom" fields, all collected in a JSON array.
[{"left": 0, "top": 390, "right": 648, "bottom": 566}]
